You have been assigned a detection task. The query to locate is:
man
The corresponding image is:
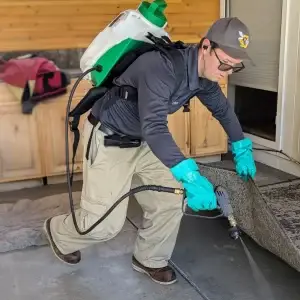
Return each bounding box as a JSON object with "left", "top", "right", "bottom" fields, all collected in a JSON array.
[{"left": 44, "top": 17, "right": 256, "bottom": 285}]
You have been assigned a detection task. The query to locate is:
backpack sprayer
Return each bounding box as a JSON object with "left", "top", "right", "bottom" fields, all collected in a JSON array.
[{"left": 65, "top": 0, "right": 242, "bottom": 240}]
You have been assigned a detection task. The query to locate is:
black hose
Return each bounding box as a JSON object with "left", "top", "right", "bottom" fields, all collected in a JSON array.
[
  {"left": 74, "top": 185, "right": 184, "bottom": 236},
  {"left": 252, "top": 147, "right": 300, "bottom": 166}
]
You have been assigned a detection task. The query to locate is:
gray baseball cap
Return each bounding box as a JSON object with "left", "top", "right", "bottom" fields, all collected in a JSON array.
[{"left": 205, "top": 17, "right": 253, "bottom": 63}]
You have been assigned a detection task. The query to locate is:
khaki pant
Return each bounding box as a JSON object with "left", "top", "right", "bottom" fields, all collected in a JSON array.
[{"left": 50, "top": 118, "right": 183, "bottom": 268}]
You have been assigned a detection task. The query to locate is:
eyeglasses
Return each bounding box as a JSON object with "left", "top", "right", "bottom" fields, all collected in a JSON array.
[{"left": 213, "top": 48, "right": 245, "bottom": 73}]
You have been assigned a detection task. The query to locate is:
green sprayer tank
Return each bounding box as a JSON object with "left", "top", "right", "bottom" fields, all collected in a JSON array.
[{"left": 80, "top": 0, "right": 169, "bottom": 87}]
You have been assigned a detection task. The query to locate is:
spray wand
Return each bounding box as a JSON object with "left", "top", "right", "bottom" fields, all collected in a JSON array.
[{"left": 182, "top": 185, "right": 241, "bottom": 240}]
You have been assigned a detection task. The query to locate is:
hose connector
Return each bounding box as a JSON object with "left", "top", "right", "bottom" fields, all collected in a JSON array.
[
  {"left": 228, "top": 214, "right": 241, "bottom": 240},
  {"left": 174, "top": 188, "right": 184, "bottom": 195},
  {"left": 215, "top": 186, "right": 241, "bottom": 240},
  {"left": 228, "top": 214, "right": 237, "bottom": 227}
]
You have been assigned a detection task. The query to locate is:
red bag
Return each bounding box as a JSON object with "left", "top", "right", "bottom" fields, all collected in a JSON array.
[{"left": 0, "top": 55, "right": 70, "bottom": 113}]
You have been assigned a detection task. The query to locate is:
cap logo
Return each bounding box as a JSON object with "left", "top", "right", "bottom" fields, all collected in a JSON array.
[{"left": 238, "top": 31, "right": 249, "bottom": 49}]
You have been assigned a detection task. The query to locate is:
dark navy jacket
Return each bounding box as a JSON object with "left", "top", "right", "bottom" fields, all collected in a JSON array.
[{"left": 91, "top": 44, "right": 244, "bottom": 168}]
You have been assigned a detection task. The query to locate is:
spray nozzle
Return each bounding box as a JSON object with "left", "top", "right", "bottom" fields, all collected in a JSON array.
[
  {"left": 227, "top": 215, "right": 241, "bottom": 240},
  {"left": 215, "top": 185, "right": 241, "bottom": 240},
  {"left": 229, "top": 226, "right": 241, "bottom": 240}
]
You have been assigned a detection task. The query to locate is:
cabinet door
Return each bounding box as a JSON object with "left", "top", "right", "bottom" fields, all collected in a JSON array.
[
  {"left": 0, "top": 104, "right": 43, "bottom": 182},
  {"left": 168, "top": 107, "right": 190, "bottom": 156},
  {"left": 37, "top": 79, "right": 92, "bottom": 177},
  {"left": 38, "top": 97, "right": 88, "bottom": 176},
  {"left": 190, "top": 94, "right": 228, "bottom": 157}
]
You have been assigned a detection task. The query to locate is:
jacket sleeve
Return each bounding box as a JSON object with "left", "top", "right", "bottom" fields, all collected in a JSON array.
[
  {"left": 134, "top": 51, "right": 186, "bottom": 168},
  {"left": 196, "top": 81, "right": 244, "bottom": 142}
]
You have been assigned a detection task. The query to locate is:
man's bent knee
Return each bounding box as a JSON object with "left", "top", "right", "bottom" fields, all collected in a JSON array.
[{"left": 80, "top": 209, "right": 126, "bottom": 241}]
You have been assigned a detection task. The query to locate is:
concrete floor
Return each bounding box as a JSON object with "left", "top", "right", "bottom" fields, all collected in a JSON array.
[
  {"left": 0, "top": 220, "right": 202, "bottom": 300},
  {"left": 128, "top": 193, "right": 300, "bottom": 300},
  {"left": 0, "top": 158, "right": 300, "bottom": 300}
]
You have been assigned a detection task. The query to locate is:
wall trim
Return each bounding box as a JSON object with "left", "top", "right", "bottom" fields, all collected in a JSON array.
[
  {"left": 253, "top": 145, "right": 300, "bottom": 178},
  {"left": 220, "top": 0, "right": 227, "bottom": 17}
]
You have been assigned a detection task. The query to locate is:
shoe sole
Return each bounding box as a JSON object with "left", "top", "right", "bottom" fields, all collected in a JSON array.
[
  {"left": 43, "top": 218, "right": 79, "bottom": 266},
  {"left": 132, "top": 263, "right": 177, "bottom": 285}
]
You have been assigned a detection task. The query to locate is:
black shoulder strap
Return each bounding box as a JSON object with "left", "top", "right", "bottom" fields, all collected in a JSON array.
[
  {"left": 169, "top": 48, "right": 189, "bottom": 112},
  {"left": 171, "top": 50, "right": 190, "bottom": 113},
  {"left": 68, "top": 85, "right": 108, "bottom": 184},
  {"left": 163, "top": 38, "right": 191, "bottom": 112},
  {"left": 145, "top": 33, "right": 186, "bottom": 107},
  {"left": 167, "top": 48, "right": 185, "bottom": 97}
]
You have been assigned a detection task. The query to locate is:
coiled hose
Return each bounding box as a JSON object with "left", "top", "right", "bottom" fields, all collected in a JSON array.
[{"left": 66, "top": 66, "right": 300, "bottom": 236}]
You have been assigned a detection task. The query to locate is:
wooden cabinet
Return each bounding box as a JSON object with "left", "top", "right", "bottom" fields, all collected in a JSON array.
[
  {"left": 0, "top": 103, "right": 43, "bottom": 182},
  {"left": 168, "top": 81, "right": 228, "bottom": 158},
  {"left": 189, "top": 82, "right": 228, "bottom": 157},
  {"left": 0, "top": 79, "right": 91, "bottom": 182},
  {"left": 189, "top": 98, "right": 227, "bottom": 156},
  {"left": 168, "top": 107, "right": 191, "bottom": 156},
  {"left": 36, "top": 79, "right": 91, "bottom": 177},
  {"left": 0, "top": 78, "right": 228, "bottom": 183},
  {"left": 168, "top": 96, "right": 228, "bottom": 158},
  {"left": 0, "top": 83, "right": 43, "bottom": 182},
  {"left": 37, "top": 98, "right": 88, "bottom": 176}
]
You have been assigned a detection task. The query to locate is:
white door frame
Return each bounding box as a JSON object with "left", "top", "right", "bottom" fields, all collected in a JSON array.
[
  {"left": 220, "top": 0, "right": 287, "bottom": 151},
  {"left": 219, "top": 0, "right": 300, "bottom": 177}
]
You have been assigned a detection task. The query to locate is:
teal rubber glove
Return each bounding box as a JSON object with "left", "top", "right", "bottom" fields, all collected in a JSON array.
[
  {"left": 231, "top": 138, "right": 256, "bottom": 181},
  {"left": 170, "top": 158, "right": 217, "bottom": 211}
]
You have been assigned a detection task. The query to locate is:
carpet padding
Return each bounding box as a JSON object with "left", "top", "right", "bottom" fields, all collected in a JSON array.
[
  {"left": 260, "top": 181, "right": 300, "bottom": 252},
  {"left": 197, "top": 164, "right": 300, "bottom": 272}
]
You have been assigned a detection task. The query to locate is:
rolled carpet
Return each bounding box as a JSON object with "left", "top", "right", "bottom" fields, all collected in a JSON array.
[{"left": 197, "top": 163, "right": 300, "bottom": 273}]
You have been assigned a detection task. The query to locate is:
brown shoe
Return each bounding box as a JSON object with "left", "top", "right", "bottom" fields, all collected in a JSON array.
[
  {"left": 43, "top": 218, "right": 81, "bottom": 265},
  {"left": 132, "top": 256, "right": 177, "bottom": 285}
]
